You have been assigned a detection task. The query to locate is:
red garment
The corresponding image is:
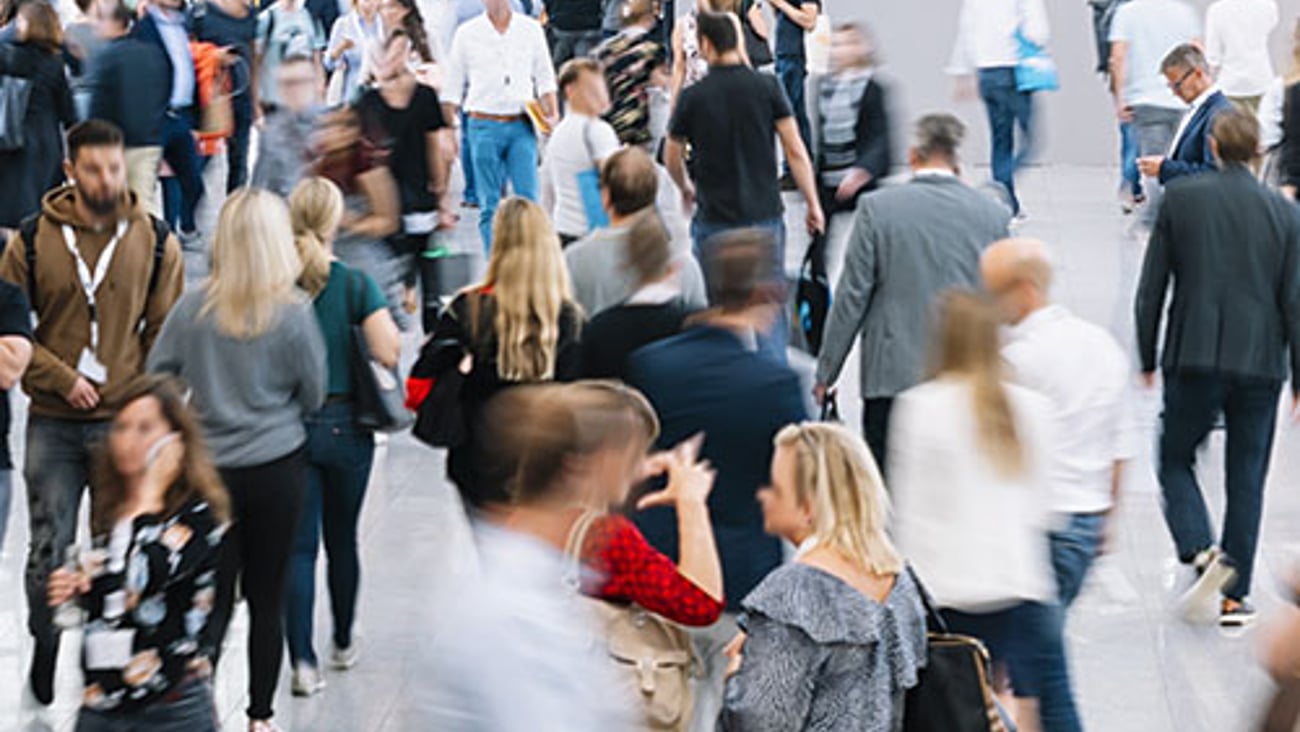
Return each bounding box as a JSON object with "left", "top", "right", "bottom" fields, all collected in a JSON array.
[{"left": 581, "top": 514, "right": 724, "bottom": 627}]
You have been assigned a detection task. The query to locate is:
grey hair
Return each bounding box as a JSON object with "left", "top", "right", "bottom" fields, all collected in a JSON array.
[
  {"left": 914, "top": 113, "right": 965, "bottom": 162},
  {"left": 1161, "top": 43, "right": 1209, "bottom": 74}
]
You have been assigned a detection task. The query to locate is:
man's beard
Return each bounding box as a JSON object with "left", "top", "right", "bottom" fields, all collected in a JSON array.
[{"left": 82, "top": 190, "right": 121, "bottom": 217}]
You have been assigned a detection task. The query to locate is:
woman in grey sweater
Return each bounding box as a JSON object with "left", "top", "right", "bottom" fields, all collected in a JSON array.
[
  {"left": 720, "top": 423, "right": 927, "bottom": 732},
  {"left": 148, "top": 189, "right": 325, "bottom": 732}
]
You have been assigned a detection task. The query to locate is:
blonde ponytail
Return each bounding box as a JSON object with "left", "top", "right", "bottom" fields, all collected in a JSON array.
[{"left": 288, "top": 177, "right": 344, "bottom": 298}]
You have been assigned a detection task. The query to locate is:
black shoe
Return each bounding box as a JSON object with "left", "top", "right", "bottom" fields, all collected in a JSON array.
[
  {"left": 778, "top": 173, "right": 797, "bottom": 191},
  {"left": 1220, "top": 598, "right": 1257, "bottom": 628},
  {"left": 28, "top": 638, "right": 58, "bottom": 705}
]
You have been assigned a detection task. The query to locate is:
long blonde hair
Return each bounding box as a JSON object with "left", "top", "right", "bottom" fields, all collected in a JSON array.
[
  {"left": 204, "top": 189, "right": 304, "bottom": 339},
  {"left": 775, "top": 422, "right": 902, "bottom": 575},
  {"left": 479, "top": 197, "right": 577, "bottom": 382},
  {"left": 289, "top": 178, "right": 343, "bottom": 297},
  {"left": 928, "top": 290, "right": 1025, "bottom": 477}
]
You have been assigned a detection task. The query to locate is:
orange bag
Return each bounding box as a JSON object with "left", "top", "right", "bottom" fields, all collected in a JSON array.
[{"left": 190, "top": 41, "right": 233, "bottom": 157}]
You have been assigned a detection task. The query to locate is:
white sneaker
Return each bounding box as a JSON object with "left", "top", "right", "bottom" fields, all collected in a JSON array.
[
  {"left": 291, "top": 663, "right": 326, "bottom": 697},
  {"left": 1179, "top": 548, "right": 1236, "bottom": 624},
  {"left": 331, "top": 643, "right": 360, "bottom": 670}
]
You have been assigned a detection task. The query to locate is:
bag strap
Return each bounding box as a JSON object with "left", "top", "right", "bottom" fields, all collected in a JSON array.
[
  {"left": 147, "top": 214, "right": 169, "bottom": 299},
  {"left": 561, "top": 509, "right": 602, "bottom": 592},
  {"left": 906, "top": 565, "right": 951, "bottom": 635},
  {"left": 18, "top": 212, "right": 40, "bottom": 305}
]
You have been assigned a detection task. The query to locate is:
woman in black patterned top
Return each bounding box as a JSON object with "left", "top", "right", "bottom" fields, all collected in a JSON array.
[{"left": 47, "top": 375, "right": 230, "bottom": 732}]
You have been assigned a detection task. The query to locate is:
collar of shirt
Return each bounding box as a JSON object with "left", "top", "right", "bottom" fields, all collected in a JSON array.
[
  {"left": 1187, "top": 86, "right": 1219, "bottom": 115},
  {"left": 913, "top": 167, "right": 957, "bottom": 178},
  {"left": 625, "top": 280, "right": 681, "bottom": 306}
]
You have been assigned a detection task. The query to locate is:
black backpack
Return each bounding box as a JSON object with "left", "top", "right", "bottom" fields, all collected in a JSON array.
[{"left": 14, "top": 212, "right": 171, "bottom": 307}]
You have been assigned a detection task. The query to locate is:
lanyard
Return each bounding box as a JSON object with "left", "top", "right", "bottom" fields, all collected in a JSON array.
[{"left": 60, "top": 221, "right": 128, "bottom": 353}]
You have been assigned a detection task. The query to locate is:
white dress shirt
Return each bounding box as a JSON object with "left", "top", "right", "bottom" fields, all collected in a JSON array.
[
  {"left": 947, "top": 0, "right": 1050, "bottom": 74},
  {"left": 1259, "top": 76, "right": 1285, "bottom": 149},
  {"left": 442, "top": 12, "right": 557, "bottom": 115},
  {"left": 890, "top": 377, "right": 1057, "bottom": 611},
  {"left": 1205, "top": 0, "right": 1278, "bottom": 97},
  {"left": 1002, "top": 305, "right": 1138, "bottom": 515}
]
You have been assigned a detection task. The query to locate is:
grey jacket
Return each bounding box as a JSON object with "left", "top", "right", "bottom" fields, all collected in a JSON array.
[
  {"left": 564, "top": 226, "right": 708, "bottom": 316},
  {"left": 816, "top": 175, "right": 1011, "bottom": 398}
]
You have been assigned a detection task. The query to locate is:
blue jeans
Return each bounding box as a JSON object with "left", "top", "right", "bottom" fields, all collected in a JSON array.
[
  {"left": 75, "top": 680, "right": 218, "bottom": 732},
  {"left": 776, "top": 55, "right": 811, "bottom": 176},
  {"left": 160, "top": 107, "right": 203, "bottom": 233},
  {"left": 1120, "top": 122, "right": 1141, "bottom": 196},
  {"left": 23, "top": 417, "right": 109, "bottom": 646},
  {"left": 942, "top": 602, "right": 1082, "bottom": 732},
  {"left": 691, "top": 217, "right": 788, "bottom": 364},
  {"left": 1050, "top": 512, "right": 1105, "bottom": 608},
  {"left": 467, "top": 117, "right": 539, "bottom": 251},
  {"left": 977, "top": 67, "right": 1034, "bottom": 215},
  {"left": 1159, "top": 371, "right": 1280, "bottom": 601},
  {"left": 286, "top": 402, "right": 375, "bottom": 666}
]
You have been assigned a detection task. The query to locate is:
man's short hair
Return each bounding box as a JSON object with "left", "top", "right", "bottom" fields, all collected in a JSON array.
[
  {"left": 705, "top": 228, "right": 778, "bottom": 311},
  {"left": 1161, "top": 43, "right": 1209, "bottom": 74},
  {"left": 558, "top": 57, "right": 602, "bottom": 97},
  {"left": 696, "top": 10, "right": 739, "bottom": 54},
  {"left": 1211, "top": 108, "right": 1260, "bottom": 165},
  {"left": 623, "top": 209, "right": 673, "bottom": 284},
  {"left": 102, "top": 0, "right": 132, "bottom": 28},
  {"left": 600, "top": 147, "right": 658, "bottom": 216},
  {"left": 67, "top": 119, "right": 125, "bottom": 161},
  {"left": 914, "top": 113, "right": 965, "bottom": 162}
]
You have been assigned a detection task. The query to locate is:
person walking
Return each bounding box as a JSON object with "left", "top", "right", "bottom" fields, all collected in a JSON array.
[
  {"left": 0, "top": 277, "right": 31, "bottom": 552},
  {"left": 767, "top": 0, "right": 818, "bottom": 189},
  {"left": 192, "top": 0, "right": 258, "bottom": 192},
  {"left": 0, "top": 120, "right": 184, "bottom": 706},
  {"left": 948, "top": 0, "right": 1049, "bottom": 218},
  {"left": 251, "top": 54, "right": 325, "bottom": 198},
  {"left": 591, "top": 0, "right": 667, "bottom": 149},
  {"left": 442, "top": 0, "right": 558, "bottom": 249},
  {"left": 1205, "top": 0, "right": 1277, "bottom": 112},
  {"left": 1135, "top": 108, "right": 1300, "bottom": 627},
  {"left": 891, "top": 291, "right": 1082, "bottom": 732},
  {"left": 1136, "top": 44, "right": 1235, "bottom": 185},
  {"left": 544, "top": 0, "right": 603, "bottom": 66},
  {"left": 982, "top": 238, "right": 1136, "bottom": 608},
  {"left": 255, "top": 0, "right": 326, "bottom": 117},
  {"left": 148, "top": 188, "right": 327, "bottom": 732},
  {"left": 323, "top": 0, "right": 384, "bottom": 104},
  {"left": 814, "top": 114, "right": 1010, "bottom": 472},
  {"left": 543, "top": 58, "right": 621, "bottom": 246}
]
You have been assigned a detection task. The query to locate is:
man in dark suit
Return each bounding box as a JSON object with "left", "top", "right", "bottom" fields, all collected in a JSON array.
[
  {"left": 1137, "top": 43, "right": 1235, "bottom": 185},
  {"left": 627, "top": 229, "right": 808, "bottom": 730},
  {"left": 1136, "top": 108, "right": 1300, "bottom": 628}
]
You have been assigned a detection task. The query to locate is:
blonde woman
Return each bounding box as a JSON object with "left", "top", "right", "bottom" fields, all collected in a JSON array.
[
  {"left": 284, "top": 178, "right": 399, "bottom": 696},
  {"left": 720, "top": 422, "right": 926, "bottom": 731},
  {"left": 889, "top": 291, "right": 1081, "bottom": 732},
  {"left": 148, "top": 188, "right": 326, "bottom": 732},
  {"left": 413, "top": 197, "right": 584, "bottom": 512}
]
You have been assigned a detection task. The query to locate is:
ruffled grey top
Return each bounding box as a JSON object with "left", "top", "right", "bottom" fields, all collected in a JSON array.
[{"left": 720, "top": 563, "right": 928, "bottom": 732}]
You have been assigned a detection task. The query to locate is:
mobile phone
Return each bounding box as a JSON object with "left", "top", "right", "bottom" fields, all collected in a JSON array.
[{"left": 144, "top": 433, "right": 180, "bottom": 468}]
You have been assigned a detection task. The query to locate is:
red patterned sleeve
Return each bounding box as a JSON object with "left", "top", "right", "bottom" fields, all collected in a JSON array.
[{"left": 582, "top": 514, "right": 724, "bottom": 627}]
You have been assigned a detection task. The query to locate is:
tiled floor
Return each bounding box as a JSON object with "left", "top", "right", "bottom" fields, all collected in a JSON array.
[{"left": 1, "top": 163, "right": 1297, "bottom": 731}]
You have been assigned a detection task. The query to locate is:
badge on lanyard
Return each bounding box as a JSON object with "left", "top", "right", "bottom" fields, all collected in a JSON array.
[{"left": 62, "top": 221, "right": 128, "bottom": 385}]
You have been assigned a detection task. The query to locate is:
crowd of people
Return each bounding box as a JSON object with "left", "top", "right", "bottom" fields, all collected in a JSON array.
[{"left": 0, "top": 0, "right": 1299, "bottom": 730}]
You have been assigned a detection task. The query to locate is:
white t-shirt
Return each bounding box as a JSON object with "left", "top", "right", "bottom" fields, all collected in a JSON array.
[
  {"left": 1205, "top": 0, "right": 1278, "bottom": 97},
  {"left": 545, "top": 113, "right": 621, "bottom": 238},
  {"left": 1110, "top": 0, "right": 1201, "bottom": 109}
]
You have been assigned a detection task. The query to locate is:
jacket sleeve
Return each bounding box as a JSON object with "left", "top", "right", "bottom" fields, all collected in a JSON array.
[
  {"left": 145, "top": 299, "right": 184, "bottom": 376},
  {"left": 1283, "top": 86, "right": 1300, "bottom": 187},
  {"left": 1134, "top": 195, "right": 1173, "bottom": 373},
  {"left": 553, "top": 304, "right": 585, "bottom": 382},
  {"left": 1160, "top": 118, "right": 1221, "bottom": 184},
  {"left": 815, "top": 204, "right": 876, "bottom": 386},
  {"left": 854, "top": 81, "right": 891, "bottom": 180},
  {"left": 88, "top": 48, "right": 116, "bottom": 124},
  {"left": 0, "top": 229, "right": 79, "bottom": 398},
  {"left": 141, "top": 234, "right": 184, "bottom": 358},
  {"left": 719, "top": 615, "right": 821, "bottom": 732},
  {"left": 1282, "top": 205, "right": 1300, "bottom": 393}
]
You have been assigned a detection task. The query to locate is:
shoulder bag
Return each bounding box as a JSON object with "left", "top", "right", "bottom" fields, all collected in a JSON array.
[
  {"left": 578, "top": 119, "right": 611, "bottom": 233},
  {"left": 792, "top": 234, "right": 831, "bottom": 355},
  {"left": 410, "top": 293, "right": 482, "bottom": 448},
  {"left": 0, "top": 72, "right": 32, "bottom": 151},
  {"left": 346, "top": 268, "right": 414, "bottom": 432},
  {"left": 741, "top": 1, "right": 773, "bottom": 68}
]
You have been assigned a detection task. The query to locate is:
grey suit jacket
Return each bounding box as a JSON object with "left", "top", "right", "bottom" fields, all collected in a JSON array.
[
  {"left": 816, "top": 175, "right": 1011, "bottom": 398},
  {"left": 1135, "top": 165, "right": 1300, "bottom": 383}
]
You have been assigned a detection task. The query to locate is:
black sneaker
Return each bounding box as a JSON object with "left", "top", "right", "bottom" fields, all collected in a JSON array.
[
  {"left": 1220, "top": 598, "right": 1257, "bottom": 628},
  {"left": 1179, "top": 547, "right": 1236, "bottom": 623},
  {"left": 28, "top": 638, "right": 58, "bottom": 705}
]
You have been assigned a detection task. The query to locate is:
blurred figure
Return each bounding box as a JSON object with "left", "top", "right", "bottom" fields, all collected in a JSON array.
[
  {"left": 1089, "top": 0, "right": 1143, "bottom": 213},
  {"left": 543, "top": 58, "right": 620, "bottom": 246},
  {"left": 323, "top": 0, "right": 384, "bottom": 104},
  {"left": 580, "top": 210, "right": 697, "bottom": 379},
  {"left": 48, "top": 376, "right": 229, "bottom": 732},
  {"left": 0, "top": 1, "right": 75, "bottom": 232},
  {"left": 545, "top": 0, "right": 603, "bottom": 66},
  {"left": 1262, "top": 574, "right": 1300, "bottom": 730},
  {"left": 251, "top": 53, "right": 324, "bottom": 197},
  {"left": 64, "top": 0, "right": 106, "bottom": 121},
  {"left": 1, "top": 120, "right": 184, "bottom": 707},
  {"left": 564, "top": 147, "right": 706, "bottom": 317},
  {"left": 627, "top": 229, "right": 808, "bottom": 731},
  {"left": 982, "top": 238, "right": 1135, "bottom": 609},
  {"left": 192, "top": 0, "right": 258, "bottom": 192},
  {"left": 592, "top": 0, "right": 668, "bottom": 149},
  {"left": 377, "top": 0, "right": 434, "bottom": 75},
  {"left": 417, "top": 197, "right": 584, "bottom": 512},
  {"left": 767, "top": 0, "right": 817, "bottom": 187},
  {"left": 815, "top": 114, "right": 1010, "bottom": 473},
  {"left": 891, "top": 291, "right": 1081, "bottom": 732},
  {"left": 255, "top": 0, "right": 325, "bottom": 117},
  {"left": 284, "top": 177, "right": 400, "bottom": 696},
  {"left": 1276, "top": 20, "right": 1300, "bottom": 194},
  {"left": 720, "top": 423, "right": 927, "bottom": 731},
  {"left": 148, "top": 189, "right": 326, "bottom": 732},
  {"left": 1136, "top": 44, "right": 1234, "bottom": 185},
  {"left": 88, "top": 0, "right": 171, "bottom": 217},
  {"left": 0, "top": 275, "right": 31, "bottom": 552},
  {"left": 1135, "top": 109, "right": 1300, "bottom": 627},
  {"left": 667, "top": 0, "right": 720, "bottom": 102},
  {"left": 948, "top": 0, "right": 1049, "bottom": 217},
  {"left": 1204, "top": 0, "right": 1277, "bottom": 112}
]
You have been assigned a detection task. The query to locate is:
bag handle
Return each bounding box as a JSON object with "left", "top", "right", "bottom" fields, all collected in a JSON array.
[{"left": 906, "top": 565, "right": 951, "bottom": 635}]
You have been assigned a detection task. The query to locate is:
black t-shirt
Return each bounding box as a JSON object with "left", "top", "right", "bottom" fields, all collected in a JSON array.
[
  {"left": 357, "top": 85, "right": 446, "bottom": 215},
  {"left": 668, "top": 65, "right": 792, "bottom": 225},
  {"left": 546, "top": 0, "right": 604, "bottom": 32},
  {"left": 192, "top": 1, "right": 258, "bottom": 93},
  {"left": 580, "top": 300, "right": 691, "bottom": 380},
  {"left": 775, "top": 0, "right": 818, "bottom": 58},
  {"left": 0, "top": 279, "right": 33, "bottom": 468}
]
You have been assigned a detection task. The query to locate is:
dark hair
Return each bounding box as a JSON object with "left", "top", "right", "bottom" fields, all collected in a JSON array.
[
  {"left": 67, "top": 119, "right": 125, "bottom": 161},
  {"left": 386, "top": 0, "right": 432, "bottom": 62},
  {"left": 1211, "top": 108, "right": 1260, "bottom": 165},
  {"left": 623, "top": 209, "right": 672, "bottom": 285},
  {"left": 91, "top": 375, "right": 231, "bottom": 535},
  {"left": 600, "top": 147, "right": 658, "bottom": 216},
  {"left": 17, "top": 1, "right": 61, "bottom": 52},
  {"left": 558, "top": 57, "right": 602, "bottom": 98},
  {"left": 1161, "top": 43, "right": 1209, "bottom": 74},
  {"left": 102, "top": 0, "right": 133, "bottom": 29},
  {"left": 705, "top": 227, "right": 778, "bottom": 311},
  {"left": 913, "top": 113, "right": 964, "bottom": 163},
  {"left": 696, "top": 10, "right": 739, "bottom": 54}
]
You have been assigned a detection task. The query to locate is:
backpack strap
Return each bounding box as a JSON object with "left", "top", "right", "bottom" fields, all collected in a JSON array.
[
  {"left": 147, "top": 214, "right": 170, "bottom": 299},
  {"left": 18, "top": 212, "right": 41, "bottom": 306}
]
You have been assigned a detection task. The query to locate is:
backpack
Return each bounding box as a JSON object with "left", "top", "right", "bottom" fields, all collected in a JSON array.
[{"left": 15, "top": 213, "right": 171, "bottom": 308}]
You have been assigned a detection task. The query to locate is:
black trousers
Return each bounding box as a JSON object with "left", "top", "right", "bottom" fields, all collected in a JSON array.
[
  {"left": 207, "top": 448, "right": 308, "bottom": 721},
  {"left": 862, "top": 396, "right": 894, "bottom": 479}
]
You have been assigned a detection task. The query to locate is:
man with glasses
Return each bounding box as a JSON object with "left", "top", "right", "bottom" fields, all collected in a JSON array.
[{"left": 1137, "top": 44, "right": 1233, "bottom": 184}]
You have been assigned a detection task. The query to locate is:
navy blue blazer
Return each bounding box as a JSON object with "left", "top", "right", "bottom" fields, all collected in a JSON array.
[
  {"left": 627, "top": 325, "right": 809, "bottom": 612},
  {"left": 1159, "top": 90, "right": 1235, "bottom": 184},
  {"left": 132, "top": 11, "right": 199, "bottom": 110}
]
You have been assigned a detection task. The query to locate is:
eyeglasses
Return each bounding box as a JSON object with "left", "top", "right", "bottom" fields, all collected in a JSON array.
[{"left": 1167, "top": 68, "right": 1196, "bottom": 93}]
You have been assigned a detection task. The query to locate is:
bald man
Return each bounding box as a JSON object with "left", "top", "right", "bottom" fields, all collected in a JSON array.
[{"left": 982, "top": 238, "right": 1135, "bottom": 608}]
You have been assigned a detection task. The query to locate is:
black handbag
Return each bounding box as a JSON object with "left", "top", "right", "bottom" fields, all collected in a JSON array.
[
  {"left": 410, "top": 294, "right": 481, "bottom": 448},
  {"left": 742, "top": 16, "right": 773, "bottom": 67},
  {"left": 792, "top": 236, "right": 831, "bottom": 355},
  {"left": 0, "top": 73, "right": 33, "bottom": 151},
  {"left": 903, "top": 569, "right": 1010, "bottom": 732},
  {"left": 346, "top": 269, "right": 414, "bottom": 432}
]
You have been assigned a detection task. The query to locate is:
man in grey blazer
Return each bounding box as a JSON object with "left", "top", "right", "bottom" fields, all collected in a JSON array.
[
  {"left": 1135, "top": 108, "right": 1300, "bottom": 627},
  {"left": 814, "top": 114, "right": 1012, "bottom": 471}
]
